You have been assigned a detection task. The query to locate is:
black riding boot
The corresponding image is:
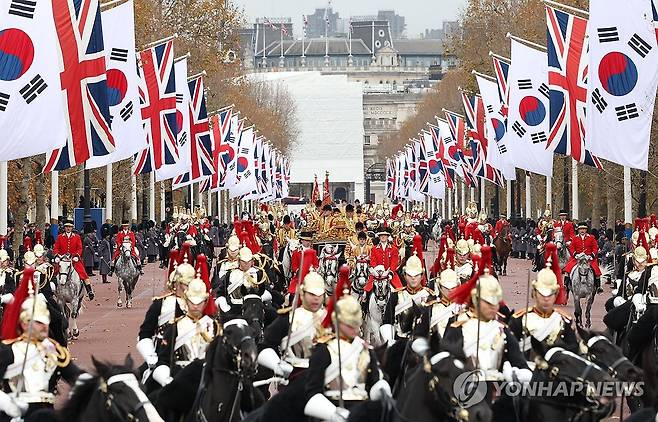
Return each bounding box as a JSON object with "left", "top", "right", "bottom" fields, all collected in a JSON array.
[
  {"left": 84, "top": 282, "right": 94, "bottom": 300},
  {"left": 595, "top": 277, "right": 603, "bottom": 294}
]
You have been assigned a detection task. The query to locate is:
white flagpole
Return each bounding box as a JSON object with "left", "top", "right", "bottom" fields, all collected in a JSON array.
[
  {"left": 207, "top": 189, "right": 211, "bottom": 216},
  {"left": 160, "top": 182, "right": 165, "bottom": 222},
  {"left": 149, "top": 172, "right": 155, "bottom": 221},
  {"left": 441, "top": 198, "right": 446, "bottom": 219},
  {"left": 0, "top": 162, "right": 7, "bottom": 235},
  {"left": 130, "top": 174, "right": 137, "bottom": 220},
  {"left": 571, "top": 160, "right": 579, "bottom": 220},
  {"left": 525, "top": 174, "right": 532, "bottom": 219},
  {"left": 624, "top": 166, "right": 632, "bottom": 223},
  {"left": 448, "top": 189, "right": 453, "bottom": 219},
  {"left": 470, "top": 186, "right": 475, "bottom": 202},
  {"left": 460, "top": 181, "right": 466, "bottom": 215},
  {"left": 50, "top": 170, "right": 59, "bottom": 223},
  {"left": 506, "top": 180, "right": 512, "bottom": 217},
  {"left": 545, "top": 176, "right": 552, "bottom": 212},
  {"left": 480, "top": 184, "right": 485, "bottom": 211},
  {"left": 216, "top": 190, "right": 222, "bottom": 219},
  {"left": 105, "top": 165, "right": 112, "bottom": 221}
]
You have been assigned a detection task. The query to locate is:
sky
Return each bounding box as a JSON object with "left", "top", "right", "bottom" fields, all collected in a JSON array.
[{"left": 231, "top": 0, "right": 467, "bottom": 38}]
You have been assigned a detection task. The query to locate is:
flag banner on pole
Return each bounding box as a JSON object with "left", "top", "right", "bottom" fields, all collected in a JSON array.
[
  {"left": 492, "top": 54, "right": 511, "bottom": 113},
  {"left": 460, "top": 91, "right": 505, "bottom": 185},
  {"left": 159, "top": 57, "right": 189, "bottom": 183},
  {"left": 504, "top": 38, "right": 554, "bottom": 177},
  {"left": 427, "top": 124, "right": 454, "bottom": 190},
  {"left": 443, "top": 110, "right": 476, "bottom": 187},
  {"left": 476, "top": 75, "right": 516, "bottom": 180},
  {"left": 44, "top": 0, "right": 115, "bottom": 172},
  {"left": 586, "top": 0, "right": 658, "bottom": 170},
  {"left": 229, "top": 126, "right": 256, "bottom": 198},
  {"left": 132, "top": 40, "right": 178, "bottom": 176},
  {"left": 416, "top": 138, "right": 429, "bottom": 194},
  {"left": 210, "top": 107, "right": 232, "bottom": 191},
  {"left": 222, "top": 115, "right": 242, "bottom": 189},
  {"left": 87, "top": 0, "right": 145, "bottom": 169},
  {"left": 433, "top": 121, "right": 457, "bottom": 188},
  {"left": 0, "top": 0, "right": 68, "bottom": 160},
  {"left": 406, "top": 145, "right": 424, "bottom": 201},
  {"left": 545, "top": 5, "right": 602, "bottom": 168},
  {"left": 386, "top": 158, "right": 396, "bottom": 199}
]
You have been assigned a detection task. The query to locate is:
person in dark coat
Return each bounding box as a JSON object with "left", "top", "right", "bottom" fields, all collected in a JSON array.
[
  {"left": 97, "top": 233, "right": 112, "bottom": 283},
  {"left": 146, "top": 224, "right": 160, "bottom": 263},
  {"left": 82, "top": 230, "right": 97, "bottom": 276}
]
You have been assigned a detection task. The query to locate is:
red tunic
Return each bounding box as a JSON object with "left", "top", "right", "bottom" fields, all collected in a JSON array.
[
  {"left": 365, "top": 243, "right": 402, "bottom": 292},
  {"left": 113, "top": 230, "right": 138, "bottom": 259},
  {"left": 288, "top": 248, "right": 319, "bottom": 294},
  {"left": 563, "top": 233, "right": 601, "bottom": 277},
  {"left": 553, "top": 220, "right": 575, "bottom": 243},
  {"left": 53, "top": 232, "right": 88, "bottom": 280}
]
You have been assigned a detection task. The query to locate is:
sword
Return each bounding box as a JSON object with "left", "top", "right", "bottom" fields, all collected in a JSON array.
[
  {"left": 16, "top": 273, "right": 39, "bottom": 402},
  {"left": 332, "top": 287, "right": 345, "bottom": 409},
  {"left": 521, "top": 269, "right": 532, "bottom": 355},
  {"left": 283, "top": 245, "right": 306, "bottom": 354}
]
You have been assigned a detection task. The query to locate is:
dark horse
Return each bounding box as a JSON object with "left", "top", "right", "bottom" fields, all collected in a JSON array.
[
  {"left": 59, "top": 355, "right": 163, "bottom": 422},
  {"left": 494, "top": 226, "right": 511, "bottom": 276},
  {"left": 184, "top": 319, "right": 263, "bottom": 422}
]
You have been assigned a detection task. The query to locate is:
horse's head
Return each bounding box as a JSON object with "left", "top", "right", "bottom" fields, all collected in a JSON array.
[
  {"left": 577, "top": 326, "right": 643, "bottom": 382},
  {"left": 62, "top": 355, "right": 163, "bottom": 422},
  {"left": 121, "top": 240, "right": 132, "bottom": 256},
  {"left": 221, "top": 319, "right": 258, "bottom": 376},
  {"left": 56, "top": 254, "right": 73, "bottom": 284},
  {"left": 241, "top": 295, "right": 265, "bottom": 343}
]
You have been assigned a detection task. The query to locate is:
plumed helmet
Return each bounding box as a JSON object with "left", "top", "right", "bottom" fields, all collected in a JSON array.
[
  {"left": 239, "top": 246, "right": 253, "bottom": 262},
  {"left": 634, "top": 246, "right": 648, "bottom": 264},
  {"left": 24, "top": 251, "right": 36, "bottom": 266},
  {"left": 0, "top": 249, "right": 9, "bottom": 262},
  {"left": 185, "top": 278, "right": 209, "bottom": 305},
  {"left": 171, "top": 262, "right": 196, "bottom": 286},
  {"left": 439, "top": 268, "right": 459, "bottom": 289},
  {"left": 404, "top": 255, "right": 424, "bottom": 277},
  {"left": 20, "top": 294, "right": 50, "bottom": 326},
  {"left": 33, "top": 244, "right": 45, "bottom": 258},
  {"left": 302, "top": 272, "right": 326, "bottom": 297},
  {"left": 227, "top": 235, "right": 241, "bottom": 252},
  {"left": 455, "top": 239, "right": 470, "bottom": 256},
  {"left": 471, "top": 273, "right": 503, "bottom": 306},
  {"left": 533, "top": 267, "right": 560, "bottom": 297},
  {"left": 333, "top": 295, "right": 362, "bottom": 328}
]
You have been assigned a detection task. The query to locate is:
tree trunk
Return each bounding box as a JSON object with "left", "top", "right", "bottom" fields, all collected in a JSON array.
[
  {"left": 34, "top": 156, "right": 46, "bottom": 228},
  {"left": 606, "top": 167, "right": 616, "bottom": 226},
  {"left": 638, "top": 170, "right": 648, "bottom": 217},
  {"left": 13, "top": 158, "right": 32, "bottom": 259}
]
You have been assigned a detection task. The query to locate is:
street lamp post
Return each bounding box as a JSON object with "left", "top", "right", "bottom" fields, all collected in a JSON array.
[{"left": 83, "top": 166, "right": 92, "bottom": 233}]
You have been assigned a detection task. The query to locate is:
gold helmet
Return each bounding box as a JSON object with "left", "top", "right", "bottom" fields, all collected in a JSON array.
[
  {"left": 20, "top": 295, "right": 50, "bottom": 326},
  {"left": 471, "top": 272, "right": 503, "bottom": 305},
  {"left": 33, "top": 244, "right": 45, "bottom": 258},
  {"left": 470, "top": 241, "right": 481, "bottom": 255},
  {"left": 227, "top": 235, "right": 241, "bottom": 252},
  {"left": 650, "top": 248, "right": 658, "bottom": 262},
  {"left": 239, "top": 246, "right": 253, "bottom": 262},
  {"left": 333, "top": 295, "right": 362, "bottom": 328},
  {"left": 439, "top": 268, "right": 459, "bottom": 289},
  {"left": 533, "top": 267, "right": 560, "bottom": 297},
  {"left": 170, "top": 262, "right": 196, "bottom": 287},
  {"left": 0, "top": 249, "right": 9, "bottom": 262},
  {"left": 478, "top": 211, "right": 487, "bottom": 224},
  {"left": 24, "top": 251, "right": 36, "bottom": 266},
  {"left": 403, "top": 218, "right": 413, "bottom": 228},
  {"left": 301, "top": 272, "right": 326, "bottom": 297},
  {"left": 543, "top": 208, "right": 551, "bottom": 218},
  {"left": 185, "top": 278, "right": 209, "bottom": 305},
  {"left": 650, "top": 227, "right": 658, "bottom": 241},
  {"left": 455, "top": 239, "right": 470, "bottom": 256},
  {"left": 633, "top": 246, "right": 648, "bottom": 264},
  {"left": 404, "top": 255, "right": 424, "bottom": 277}
]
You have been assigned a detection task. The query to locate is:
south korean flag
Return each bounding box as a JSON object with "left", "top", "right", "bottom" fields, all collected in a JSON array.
[
  {"left": 587, "top": 0, "right": 658, "bottom": 170},
  {"left": 0, "top": 0, "right": 67, "bottom": 160}
]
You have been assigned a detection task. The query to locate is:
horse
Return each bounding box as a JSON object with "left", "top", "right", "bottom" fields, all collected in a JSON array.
[
  {"left": 523, "top": 339, "right": 617, "bottom": 422},
  {"left": 318, "top": 243, "right": 340, "bottom": 295},
  {"left": 280, "top": 238, "right": 299, "bottom": 282},
  {"left": 493, "top": 226, "right": 511, "bottom": 276},
  {"left": 570, "top": 254, "right": 597, "bottom": 328},
  {"left": 351, "top": 255, "right": 370, "bottom": 300},
  {"left": 59, "top": 354, "right": 164, "bottom": 422},
  {"left": 242, "top": 294, "right": 266, "bottom": 343},
  {"left": 363, "top": 268, "right": 392, "bottom": 347},
  {"left": 185, "top": 319, "right": 263, "bottom": 422},
  {"left": 115, "top": 240, "right": 139, "bottom": 309},
  {"left": 552, "top": 229, "right": 571, "bottom": 269},
  {"left": 55, "top": 254, "right": 84, "bottom": 339}
]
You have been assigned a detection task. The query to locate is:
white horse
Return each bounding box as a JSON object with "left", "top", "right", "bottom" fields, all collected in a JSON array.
[
  {"left": 54, "top": 254, "right": 84, "bottom": 339},
  {"left": 319, "top": 244, "right": 341, "bottom": 295},
  {"left": 115, "top": 240, "right": 139, "bottom": 308},
  {"left": 363, "top": 266, "right": 392, "bottom": 347},
  {"left": 351, "top": 255, "right": 370, "bottom": 300},
  {"left": 553, "top": 229, "right": 571, "bottom": 269},
  {"left": 281, "top": 238, "right": 299, "bottom": 282},
  {"left": 570, "top": 254, "right": 596, "bottom": 328}
]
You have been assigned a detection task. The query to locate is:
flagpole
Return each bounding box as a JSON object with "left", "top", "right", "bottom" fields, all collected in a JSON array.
[
  {"left": 262, "top": 20, "right": 267, "bottom": 67},
  {"left": 624, "top": 167, "right": 632, "bottom": 223},
  {"left": 50, "top": 170, "right": 59, "bottom": 223},
  {"left": 480, "top": 183, "right": 485, "bottom": 211},
  {"left": 525, "top": 173, "right": 532, "bottom": 219},
  {"left": 131, "top": 174, "right": 137, "bottom": 220},
  {"left": 160, "top": 182, "right": 165, "bottom": 222},
  {"left": 174, "top": 52, "right": 191, "bottom": 63},
  {"left": 142, "top": 33, "right": 178, "bottom": 50},
  {"left": 506, "top": 180, "right": 512, "bottom": 217},
  {"left": 460, "top": 181, "right": 465, "bottom": 215},
  {"left": 105, "top": 164, "right": 112, "bottom": 221},
  {"left": 506, "top": 33, "right": 547, "bottom": 51},
  {"left": 211, "top": 104, "right": 234, "bottom": 115},
  {"left": 100, "top": 0, "right": 129, "bottom": 11},
  {"left": 543, "top": 0, "right": 588, "bottom": 17},
  {"left": 489, "top": 51, "right": 511, "bottom": 63},
  {"left": 448, "top": 189, "right": 453, "bottom": 219},
  {"left": 149, "top": 172, "right": 155, "bottom": 221},
  {"left": 471, "top": 69, "right": 496, "bottom": 82},
  {"left": 546, "top": 176, "right": 552, "bottom": 213},
  {"left": 187, "top": 71, "right": 207, "bottom": 81},
  {"left": 571, "top": 160, "right": 579, "bottom": 220},
  {"left": 0, "top": 162, "right": 6, "bottom": 236}
]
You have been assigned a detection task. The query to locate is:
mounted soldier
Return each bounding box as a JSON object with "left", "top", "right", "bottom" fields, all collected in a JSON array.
[
  {"left": 0, "top": 249, "right": 16, "bottom": 312},
  {"left": 52, "top": 220, "right": 94, "bottom": 300},
  {"left": 366, "top": 227, "right": 402, "bottom": 294},
  {"left": 211, "top": 234, "right": 241, "bottom": 291},
  {"left": 423, "top": 248, "right": 464, "bottom": 338},
  {"left": 288, "top": 229, "right": 319, "bottom": 296},
  {"left": 553, "top": 209, "right": 575, "bottom": 244},
  {"left": 563, "top": 222, "right": 603, "bottom": 294},
  {"left": 454, "top": 238, "right": 475, "bottom": 284},
  {"left": 276, "top": 215, "right": 297, "bottom": 261},
  {"left": 395, "top": 218, "right": 416, "bottom": 263},
  {"left": 110, "top": 220, "right": 142, "bottom": 276}
]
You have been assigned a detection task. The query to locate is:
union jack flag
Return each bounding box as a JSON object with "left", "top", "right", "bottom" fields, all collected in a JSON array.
[
  {"left": 415, "top": 139, "right": 429, "bottom": 194},
  {"left": 461, "top": 92, "right": 503, "bottom": 185},
  {"left": 199, "top": 178, "right": 211, "bottom": 193},
  {"left": 491, "top": 54, "right": 510, "bottom": 116},
  {"left": 133, "top": 40, "right": 177, "bottom": 174},
  {"left": 546, "top": 6, "right": 602, "bottom": 168},
  {"left": 386, "top": 159, "right": 396, "bottom": 199},
  {"left": 187, "top": 76, "right": 213, "bottom": 180},
  {"left": 443, "top": 110, "right": 476, "bottom": 187},
  {"left": 210, "top": 107, "right": 232, "bottom": 190},
  {"left": 44, "top": 0, "right": 114, "bottom": 172}
]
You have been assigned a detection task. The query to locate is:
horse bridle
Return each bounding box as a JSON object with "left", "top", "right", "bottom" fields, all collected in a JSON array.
[
  {"left": 99, "top": 373, "right": 154, "bottom": 422},
  {"left": 426, "top": 352, "right": 470, "bottom": 422},
  {"left": 585, "top": 335, "right": 631, "bottom": 378}
]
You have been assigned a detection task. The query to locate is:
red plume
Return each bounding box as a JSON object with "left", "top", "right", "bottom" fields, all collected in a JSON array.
[
  {"left": 449, "top": 245, "right": 493, "bottom": 305},
  {"left": 195, "top": 255, "right": 217, "bottom": 316},
  {"left": 22, "top": 237, "right": 32, "bottom": 252},
  {"left": 260, "top": 203, "right": 269, "bottom": 212},
  {"left": 288, "top": 248, "right": 319, "bottom": 294},
  {"left": 322, "top": 265, "right": 351, "bottom": 328},
  {"left": 651, "top": 214, "right": 657, "bottom": 228},
  {"left": 178, "top": 243, "right": 193, "bottom": 265},
  {"left": 167, "top": 249, "right": 179, "bottom": 284},
  {"left": 1, "top": 268, "right": 35, "bottom": 339},
  {"left": 233, "top": 220, "right": 243, "bottom": 238},
  {"left": 634, "top": 217, "right": 642, "bottom": 231},
  {"left": 34, "top": 230, "right": 42, "bottom": 245},
  {"left": 445, "top": 247, "right": 456, "bottom": 270},
  {"left": 412, "top": 234, "right": 424, "bottom": 265},
  {"left": 544, "top": 242, "right": 567, "bottom": 305},
  {"left": 391, "top": 204, "right": 403, "bottom": 220},
  {"left": 444, "top": 225, "right": 455, "bottom": 242},
  {"left": 0, "top": 235, "right": 6, "bottom": 249},
  {"left": 639, "top": 229, "right": 652, "bottom": 264}
]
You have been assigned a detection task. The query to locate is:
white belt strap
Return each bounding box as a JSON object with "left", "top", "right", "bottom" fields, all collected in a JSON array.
[
  {"left": 324, "top": 338, "right": 365, "bottom": 386},
  {"left": 281, "top": 319, "right": 315, "bottom": 351},
  {"left": 4, "top": 351, "right": 39, "bottom": 379},
  {"left": 430, "top": 305, "right": 457, "bottom": 329},
  {"left": 227, "top": 276, "right": 243, "bottom": 295},
  {"left": 394, "top": 290, "right": 429, "bottom": 316},
  {"left": 464, "top": 327, "right": 499, "bottom": 358},
  {"left": 520, "top": 312, "right": 562, "bottom": 352}
]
